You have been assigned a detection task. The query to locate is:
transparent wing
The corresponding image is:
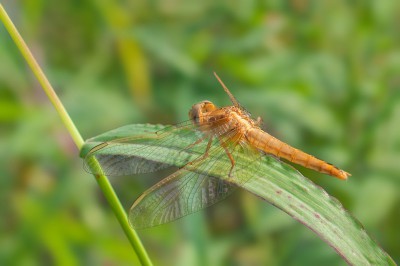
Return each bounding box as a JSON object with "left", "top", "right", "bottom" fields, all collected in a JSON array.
[
  {"left": 83, "top": 115, "right": 241, "bottom": 176},
  {"left": 129, "top": 164, "right": 236, "bottom": 229},
  {"left": 196, "top": 128, "right": 264, "bottom": 186},
  {"left": 84, "top": 116, "right": 264, "bottom": 227},
  {"left": 84, "top": 121, "right": 202, "bottom": 175},
  {"left": 128, "top": 133, "right": 263, "bottom": 229}
]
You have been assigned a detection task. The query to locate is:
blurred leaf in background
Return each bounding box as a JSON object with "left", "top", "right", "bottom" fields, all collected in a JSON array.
[{"left": 1, "top": 0, "right": 399, "bottom": 265}]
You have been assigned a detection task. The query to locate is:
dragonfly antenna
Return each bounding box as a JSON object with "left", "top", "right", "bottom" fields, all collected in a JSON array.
[{"left": 213, "top": 72, "right": 240, "bottom": 107}]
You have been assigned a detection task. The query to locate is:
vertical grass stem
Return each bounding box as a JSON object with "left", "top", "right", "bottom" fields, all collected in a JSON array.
[{"left": 0, "top": 4, "right": 153, "bottom": 266}]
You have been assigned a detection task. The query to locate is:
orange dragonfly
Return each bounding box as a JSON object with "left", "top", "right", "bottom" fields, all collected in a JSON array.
[{"left": 84, "top": 73, "right": 350, "bottom": 229}]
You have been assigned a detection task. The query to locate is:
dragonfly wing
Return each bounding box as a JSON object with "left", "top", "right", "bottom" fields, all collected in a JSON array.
[
  {"left": 129, "top": 167, "right": 236, "bottom": 229},
  {"left": 128, "top": 135, "right": 260, "bottom": 228},
  {"left": 83, "top": 116, "right": 234, "bottom": 176},
  {"left": 84, "top": 123, "right": 207, "bottom": 176},
  {"left": 187, "top": 128, "right": 263, "bottom": 187},
  {"left": 227, "top": 139, "right": 264, "bottom": 186}
]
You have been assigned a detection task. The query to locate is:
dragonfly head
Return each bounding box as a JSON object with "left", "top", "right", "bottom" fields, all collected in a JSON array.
[{"left": 189, "top": 100, "right": 217, "bottom": 125}]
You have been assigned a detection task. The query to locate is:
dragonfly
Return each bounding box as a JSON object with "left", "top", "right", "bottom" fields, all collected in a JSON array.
[{"left": 84, "top": 73, "right": 350, "bottom": 229}]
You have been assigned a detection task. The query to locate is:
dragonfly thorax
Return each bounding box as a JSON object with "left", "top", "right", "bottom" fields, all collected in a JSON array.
[{"left": 190, "top": 99, "right": 257, "bottom": 141}]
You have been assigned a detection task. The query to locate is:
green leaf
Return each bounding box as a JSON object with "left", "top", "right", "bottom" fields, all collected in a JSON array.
[{"left": 81, "top": 124, "right": 395, "bottom": 265}]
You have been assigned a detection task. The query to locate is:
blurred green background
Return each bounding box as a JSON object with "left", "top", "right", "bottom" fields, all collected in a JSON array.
[{"left": 1, "top": 0, "right": 399, "bottom": 265}]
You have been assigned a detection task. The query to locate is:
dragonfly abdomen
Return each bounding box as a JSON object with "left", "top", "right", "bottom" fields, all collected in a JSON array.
[{"left": 247, "top": 128, "right": 350, "bottom": 180}]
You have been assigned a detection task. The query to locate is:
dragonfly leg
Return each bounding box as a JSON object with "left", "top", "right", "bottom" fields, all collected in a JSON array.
[
  {"left": 181, "top": 136, "right": 205, "bottom": 154},
  {"left": 201, "top": 136, "right": 213, "bottom": 159},
  {"left": 188, "top": 137, "right": 213, "bottom": 165},
  {"left": 218, "top": 137, "right": 235, "bottom": 177}
]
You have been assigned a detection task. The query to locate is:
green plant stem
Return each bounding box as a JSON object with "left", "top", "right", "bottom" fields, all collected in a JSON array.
[{"left": 0, "top": 4, "right": 153, "bottom": 266}]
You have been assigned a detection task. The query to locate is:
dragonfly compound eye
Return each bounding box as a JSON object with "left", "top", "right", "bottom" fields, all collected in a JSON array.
[
  {"left": 189, "top": 104, "right": 202, "bottom": 124},
  {"left": 202, "top": 101, "right": 217, "bottom": 112}
]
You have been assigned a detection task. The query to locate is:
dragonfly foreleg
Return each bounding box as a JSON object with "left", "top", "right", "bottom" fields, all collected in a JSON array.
[
  {"left": 181, "top": 136, "right": 206, "bottom": 154},
  {"left": 187, "top": 137, "right": 213, "bottom": 166},
  {"left": 218, "top": 137, "right": 235, "bottom": 177}
]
